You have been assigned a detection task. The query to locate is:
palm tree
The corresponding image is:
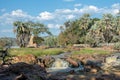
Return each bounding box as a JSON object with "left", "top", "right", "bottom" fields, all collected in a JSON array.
[
  {"left": 101, "top": 14, "right": 114, "bottom": 43},
  {"left": 13, "top": 21, "right": 30, "bottom": 47},
  {"left": 13, "top": 21, "right": 52, "bottom": 47},
  {"left": 78, "top": 13, "right": 91, "bottom": 43}
]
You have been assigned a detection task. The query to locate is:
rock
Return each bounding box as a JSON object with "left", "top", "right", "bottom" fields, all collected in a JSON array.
[
  {"left": 37, "top": 56, "right": 55, "bottom": 68},
  {"left": 0, "top": 62, "right": 48, "bottom": 80},
  {"left": 102, "top": 53, "right": 120, "bottom": 71},
  {"left": 66, "top": 58, "right": 79, "bottom": 67},
  {"left": 79, "top": 75, "right": 86, "bottom": 79},
  {"left": 91, "top": 69, "right": 98, "bottom": 73},
  {"left": 104, "top": 71, "right": 110, "bottom": 75},
  {"left": 69, "top": 70, "right": 75, "bottom": 74},
  {"left": 90, "top": 77, "right": 96, "bottom": 80},
  {"left": 15, "top": 73, "right": 28, "bottom": 80},
  {"left": 12, "top": 54, "right": 36, "bottom": 64}
]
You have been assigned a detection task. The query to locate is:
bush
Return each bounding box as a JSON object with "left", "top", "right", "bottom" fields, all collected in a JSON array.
[{"left": 114, "top": 42, "right": 120, "bottom": 51}]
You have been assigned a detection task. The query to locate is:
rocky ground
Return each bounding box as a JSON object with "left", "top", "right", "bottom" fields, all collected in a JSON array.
[
  {"left": 0, "top": 62, "right": 47, "bottom": 80},
  {"left": 0, "top": 50, "right": 120, "bottom": 80},
  {"left": 47, "top": 53, "right": 120, "bottom": 80}
]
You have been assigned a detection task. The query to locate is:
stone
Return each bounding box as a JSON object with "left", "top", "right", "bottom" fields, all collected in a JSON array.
[
  {"left": 90, "top": 77, "right": 96, "bottom": 80},
  {"left": 0, "top": 62, "right": 48, "bottom": 80},
  {"left": 91, "top": 69, "right": 98, "bottom": 73},
  {"left": 79, "top": 75, "right": 86, "bottom": 79},
  {"left": 15, "top": 74, "right": 28, "bottom": 80},
  {"left": 12, "top": 54, "right": 36, "bottom": 64},
  {"left": 66, "top": 58, "right": 79, "bottom": 67}
]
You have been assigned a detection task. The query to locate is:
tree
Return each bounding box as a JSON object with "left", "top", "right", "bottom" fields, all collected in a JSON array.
[
  {"left": 112, "top": 12, "right": 120, "bottom": 42},
  {"left": 78, "top": 13, "right": 91, "bottom": 43},
  {"left": 13, "top": 21, "right": 30, "bottom": 47},
  {"left": 101, "top": 14, "right": 114, "bottom": 43},
  {"left": 44, "top": 36, "right": 58, "bottom": 47},
  {"left": 86, "top": 21, "right": 104, "bottom": 47},
  {"left": 58, "top": 13, "right": 120, "bottom": 47},
  {"left": 13, "top": 21, "right": 52, "bottom": 47},
  {"left": 58, "top": 13, "right": 92, "bottom": 46}
]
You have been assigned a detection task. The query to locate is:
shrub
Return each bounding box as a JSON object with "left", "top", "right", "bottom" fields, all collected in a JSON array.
[{"left": 114, "top": 42, "right": 120, "bottom": 51}]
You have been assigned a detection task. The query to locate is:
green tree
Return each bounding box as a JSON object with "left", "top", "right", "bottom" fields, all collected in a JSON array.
[
  {"left": 101, "top": 14, "right": 114, "bottom": 43},
  {"left": 13, "top": 21, "right": 52, "bottom": 47},
  {"left": 44, "top": 36, "right": 58, "bottom": 47},
  {"left": 112, "top": 12, "right": 120, "bottom": 42},
  {"left": 13, "top": 21, "right": 30, "bottom": 47},
  {"left": 58, "top": 13, "right": 92, "bottom": 46},
  {"left": 78, "top": 13, "right": 91, "bottom": 43}
]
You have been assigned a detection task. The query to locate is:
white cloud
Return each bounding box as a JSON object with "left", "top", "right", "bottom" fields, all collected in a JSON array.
[
  {"left": 67, "top": 15, "right": 75, "bottom": 19},
  {"left": 113, "top": 9, "right": 119, "bottom": 15},
  {"left": 63, "top": 0, "right": 74, "bottom": 2},
  {"left": 112, "top": 3, "right": 120, "bottom": 9},
  {"left": 37, "top": 11, "right": 54, "bottom": 20},
  {"left": 74, "top": 3, "right": 82, "bottom": 7},
  {"left": 0, "top": 3, "right": 120, "bottom": 37},
  {"left": 11, "top": 9, "right": 27, "bottom": 17},
  {"left": 0, "top": 3, "right": 120, "bottom": 30},
  {"left": 55, "top": 9, "right": 72, "bottom": 14},
  {"left": 79, "top": 5, "right": 99, "bottom": 13},
  {"left": 0, "top": 9, "right": 34, "bottom": 25},
  {"left": 47, "top": 24, "right": 61, "bottom": 29}
]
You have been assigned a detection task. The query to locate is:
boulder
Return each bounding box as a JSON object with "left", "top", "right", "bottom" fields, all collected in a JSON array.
[
  {"left": 66, "top": 57, "right": 79, "bottom": 67},
  {"left": 12, "top": 54, "right": 36, "bottom": 64},
  {"left": 102, "top": 53, "right": 120, "bottom": 71},
  {"left": 0, "top": 62, "right": 48, "bottom": 80}
]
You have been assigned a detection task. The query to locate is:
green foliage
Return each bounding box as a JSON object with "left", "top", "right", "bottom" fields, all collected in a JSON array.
[
  {"left": 58, "top": 13, "right": 120, "bottom": 46},
  {"left": 44, "top": 36, "right": 58, "bottom": 47},
  {"left": 13, "top": 21, "right": 31, "bottom": 47},
  {"left": 33, "top": 36, "right": 44, "bottom": 45},
  {"left": 10, "top": 48, "right": 64, "bottom": 56},
  {"left": 114, "top": 42, "right": 120, "bottom": 51},
  {"left": 13, "top": 21, "right": 52, "bottom": 47},
  {"left": 72, "top": 48, "right": 110, "bottom": 55},
  {"left": 58, "top": 13, "right": 92, "bottom": 45},
  {"left": 0, "top": 37, "right": 12, "bottom": 48}
]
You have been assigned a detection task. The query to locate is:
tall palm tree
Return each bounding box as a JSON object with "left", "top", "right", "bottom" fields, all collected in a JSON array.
[
  {"left": 78, "top": 13, "right": 91, "bottom": 43},
  {"left": 101, "top": 14, "right": 114, "bottom": 43}
]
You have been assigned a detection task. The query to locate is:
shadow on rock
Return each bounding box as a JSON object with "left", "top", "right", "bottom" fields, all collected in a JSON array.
[{"left": 0, "top": 62, "right": 48, "bottom": 80}]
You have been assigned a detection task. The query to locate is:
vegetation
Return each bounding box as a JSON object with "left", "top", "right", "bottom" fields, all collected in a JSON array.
[
  {"left": 72, "top": 48, "right": 111, "bottom": 55},
  {"left": 10, "top": 48, "right": 64, "bottom": 56},
  {"left": 114, "top": 42, "right": 120, "bottom": 51},
  {"left": 8, "top": 13, "right": 120, "bottom": 57},
  {"left": 0, "top": 37, "right": 14, "bottom": 49},
  {"left": 13, "top": 21, "right": 52, "bottom": 47},
  {"left": 43, "top": 36, "right": 58, "bottom": 47},
  {"left": 58, "top": 13, "right": 120, "bottom": 47}
]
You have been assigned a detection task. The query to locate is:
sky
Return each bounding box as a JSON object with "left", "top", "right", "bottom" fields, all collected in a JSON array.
[{"left": 0, "top": 0, "right": 120, "bottom": 37}]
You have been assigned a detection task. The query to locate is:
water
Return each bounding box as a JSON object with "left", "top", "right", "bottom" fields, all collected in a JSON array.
[
  {"left": 52, "top": 58, "right": 69, "bottom": 68},
  {"left": 51, "top": 52, "right": 72, "bottom": 59},
  {"left": 47, "top": 58, "right": 84, "bottom": 73}
]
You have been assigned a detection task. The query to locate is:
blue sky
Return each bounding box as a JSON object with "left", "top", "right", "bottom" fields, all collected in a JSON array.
[{"left": 0, "top": 0, "right": 120, "bottom": 37}]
